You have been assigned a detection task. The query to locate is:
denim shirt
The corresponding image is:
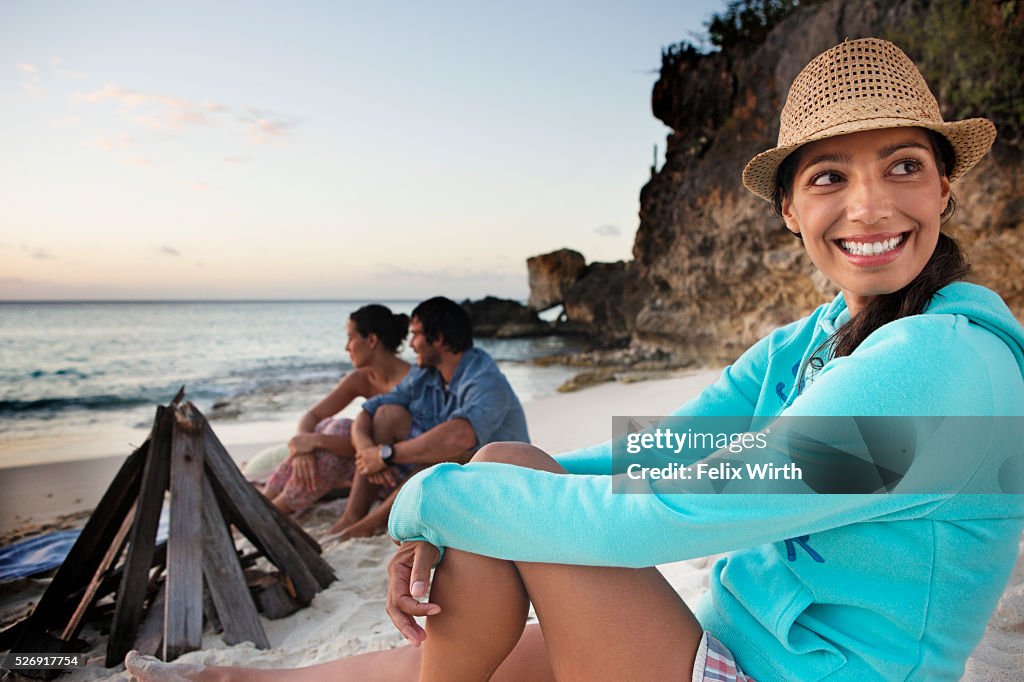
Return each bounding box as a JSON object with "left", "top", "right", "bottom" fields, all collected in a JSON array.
[{"left": 362, "top": 346, "right": 529, "bottom": 448}]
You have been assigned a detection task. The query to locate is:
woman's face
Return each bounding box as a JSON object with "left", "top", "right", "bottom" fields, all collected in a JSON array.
[
  {"left": 780, "top": 127, "right": 951, "bottom": 318},
  {"left": 345, "top": 319, "right": 375, "bottom": 368}
]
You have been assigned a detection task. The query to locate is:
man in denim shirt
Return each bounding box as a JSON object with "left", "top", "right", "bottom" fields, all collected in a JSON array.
[{"left": 328, "top": 296, "right": 529, "bottom": 538}]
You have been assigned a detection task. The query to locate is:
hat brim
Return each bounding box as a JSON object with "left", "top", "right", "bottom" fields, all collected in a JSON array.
[{"left": 742, "top": 117, "right": 996, "bottom": 203}]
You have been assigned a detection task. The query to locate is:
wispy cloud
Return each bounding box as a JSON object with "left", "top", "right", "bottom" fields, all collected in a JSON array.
[
  {"left": 135, "top": 96, "right": 211, "bottom": 129},
  {"left": 157, "top": 245, "right": 181, "bottom": 257},
  {"left": 16, "top": 62, "right": 42, "bottom": 93},
  {"left": 81, "top": 84, "right": 150, "bottom": 108},
  {"left": 50, "top": 57, "right": 87, "bottom": 79},
  {"left": 77, "top": 82, "right": 293, "bottom": 148},
  {"left": 18, "top": 244, "right": 55, "bottom": 260},
  {"left": 119, "top": 157, "right": 156, "bottom": 168},
  {"left": 80, "top": 86, "right": 212, "bottom": 130},
  {"left": 594, "top": 224, "right": 621, "bottom": 237},
  {"left": 87, "top": 133, "right": 136, "bottom": 150},
  {"left": 191, "top": 182, "right": 210, "bottom": 192},
  {"left": 241, "top": 109, "right": 295, "bottom": 144}
]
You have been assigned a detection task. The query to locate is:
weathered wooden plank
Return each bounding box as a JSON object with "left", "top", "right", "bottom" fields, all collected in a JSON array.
[
  {"left": 218, "top": 478, "right": 334, "bottom": 589},
  {"left": 201, "top": 578, "right": 222, "bottom": 634},
  {"left": 200, "top": 422, "right": 322, "bottom": 603},
  {"left": 163, "top": 404, "right": 206, "bottom": 661},
  {"left": 269, "top": 502, "right": 336, "bottom": 588},
  {"left": 204, "top": 412, "right": 334, "bottom": 588},
  {"left": 132, "top": 582, "right": 166, "bottom": 658},
  {"left": 10, "top": 437, "right": 148, "bottom": 646},
  {"left": 64, "top": 500, "right": 137, "bottom": 642},
  {"left": 200, "top": 475, "right": 269, "bottom": 648},
  {"left": 106, "top": 406, "right": 174, "bottom": 666}
]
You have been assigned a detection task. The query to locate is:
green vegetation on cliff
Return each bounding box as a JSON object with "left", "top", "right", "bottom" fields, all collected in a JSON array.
[{"left": 888, "top": 0, "right": 1024, "bottom": 146}]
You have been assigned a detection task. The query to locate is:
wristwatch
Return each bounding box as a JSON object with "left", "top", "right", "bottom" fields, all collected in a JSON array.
[{"left": 380, "top": 444, "right": 395, "bottom": 464}]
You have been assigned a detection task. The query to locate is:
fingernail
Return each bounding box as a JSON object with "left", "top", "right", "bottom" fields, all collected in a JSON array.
[
  {"left": 426, "top": 606, "right": 440, "bottom": 615},
  {"left": 412, "top": 580, "right": 426, "bottom": 597}
]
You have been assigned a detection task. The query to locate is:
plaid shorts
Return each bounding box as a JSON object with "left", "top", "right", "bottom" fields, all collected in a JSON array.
[{"left": 692, "top": 632, "right": 755, "bottom": 682}]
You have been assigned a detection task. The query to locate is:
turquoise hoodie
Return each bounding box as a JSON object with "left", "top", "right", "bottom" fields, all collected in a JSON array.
[{"left": 389, "top": 282, "right": 1024, "bottom": 681}]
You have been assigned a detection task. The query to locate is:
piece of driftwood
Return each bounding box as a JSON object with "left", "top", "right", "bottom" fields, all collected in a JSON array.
[
  {"left": 199, "top": 476, "right": 269, "bottom": 647},
  {"left": 132, "top": 582, "right": 166, "bottom": 657},
  {"left": 63, "top": 501, "right": 137, "bottom": 642},
  {"left": 201, "top": 425, "right": 324, "bottom": 603},
  {"left": 23, "top": 442, "right": 147, "bottom": 634},
  {"left": 106, "top": 406, "right": 173, "bottom": 665},
  {"left": 163, "top": 403, "right": 207, "bottom": 661}
]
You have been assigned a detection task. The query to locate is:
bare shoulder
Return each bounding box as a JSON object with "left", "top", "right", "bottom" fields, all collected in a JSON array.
[{"left": 337, "top": 367, "right": 374, "bottom": 397}]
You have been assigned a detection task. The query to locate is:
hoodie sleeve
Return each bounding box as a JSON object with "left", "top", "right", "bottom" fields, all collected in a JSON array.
[
  {"left": 389, "top": 315, "right": 1017, "bottom": 566},
  {"left": 553, "top": 333, "right": 773, "bottom": 475}
]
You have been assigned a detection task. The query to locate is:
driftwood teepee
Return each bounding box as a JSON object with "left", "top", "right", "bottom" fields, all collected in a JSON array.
[{"left": 1, "top": 389, "right": 335, "bottom": 678}]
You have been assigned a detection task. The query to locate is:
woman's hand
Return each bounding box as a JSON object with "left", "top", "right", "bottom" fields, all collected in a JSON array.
[
  {"left": 291, "top": 453, "right": 317, "bottom": 491},
  {"left": 386, "top": 541, "right": 441, "bottom": 646},
  {"left": 288, "top": 432, "right": 318, "bottom": 458}
]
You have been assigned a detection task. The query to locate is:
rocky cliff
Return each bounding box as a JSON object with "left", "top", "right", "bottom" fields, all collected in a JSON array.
[{"left": 626, "top": 0, "right": 1024, "bottom": 364}]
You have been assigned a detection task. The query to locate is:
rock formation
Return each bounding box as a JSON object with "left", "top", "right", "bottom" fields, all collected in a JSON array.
[
  {"left": 460, "top": 296, "right": 550, "bottom": 338},
  {"left": 592, "top": 0, "right": 1023, "bottom": 364},
  {"left": 527, "top": 249, "right": 587, "bottom": 311},
  {"left": 563, "top": 261, "right": 632, "bottom": 346}
]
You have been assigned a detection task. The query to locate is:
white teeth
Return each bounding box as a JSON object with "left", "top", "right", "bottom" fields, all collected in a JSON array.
[{"left": 839, "top": 234, "right": 905, "bottom": 256}]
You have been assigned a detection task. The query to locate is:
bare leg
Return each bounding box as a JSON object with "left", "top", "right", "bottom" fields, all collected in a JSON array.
[
  {"left": 269, "top": 492, "right": 295, "bottom": 515},
  {"left": 337, "top": 471, "right": 417, "bottom": 539},
  {"left": 371, "top": 404, "right": 413, "bottom": 445},
  {"left": 329, "top": 405, "right": 412, "bottom": 536},
  {"left": 417, "top": 442, "right": 702, "bottom": 681},
  {"left": 126, "top": 628, "right": 558, "bottom": 682},
  {"left": 126, "top": 646, "right": 422, "bottom": 682},
  {"left": 327, "top": 471, "right": 381, "bottom": 536}
]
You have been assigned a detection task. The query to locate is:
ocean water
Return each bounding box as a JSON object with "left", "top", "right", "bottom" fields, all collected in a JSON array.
[{"left": 0, "top": 301, "right": 583, "bottom": 468}]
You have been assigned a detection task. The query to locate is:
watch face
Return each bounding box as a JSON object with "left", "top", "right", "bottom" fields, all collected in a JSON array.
[{"left": 381, "top": 444, "right": 393, "bottom": 461}]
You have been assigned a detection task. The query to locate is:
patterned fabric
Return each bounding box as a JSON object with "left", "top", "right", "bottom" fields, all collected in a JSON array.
[
  {"left": 263, "top": 417, "right": 356, "bottom": 512},
  {"left": 691, "top": 632, "right": 755, "bottom": 682}
]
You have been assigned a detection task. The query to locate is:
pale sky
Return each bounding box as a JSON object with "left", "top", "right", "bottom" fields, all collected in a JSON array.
[{"left": 1, "top": 0, "right": 723, "bottom": 300}]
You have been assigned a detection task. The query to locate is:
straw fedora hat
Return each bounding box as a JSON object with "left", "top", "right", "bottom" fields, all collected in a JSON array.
[{"left": 742, "top": 37, "right": 996, "bottom": 202}]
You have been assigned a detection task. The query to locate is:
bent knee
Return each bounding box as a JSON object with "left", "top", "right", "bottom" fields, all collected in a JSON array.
[
  {"left": 472, "top": 442, "right": 566, "bottom": 474},
  {"left": 372, "top": 404, "right": 412, "bottom": 442}
]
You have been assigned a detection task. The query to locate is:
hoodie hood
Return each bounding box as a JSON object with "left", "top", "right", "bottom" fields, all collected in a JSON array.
[
  {"left": 812, "top": 282, "right": 1024, "bottom": 376},
  {"left": 925, "top": 282, "right": 1024, "bottom": 375},
  {"left": 818, "top": 294, "right": 851, "bottom": 337}
]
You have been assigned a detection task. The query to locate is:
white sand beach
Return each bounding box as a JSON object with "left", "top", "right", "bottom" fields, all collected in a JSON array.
[{"left": 1, "top": 371, "right": 1020, "bottom": 680}]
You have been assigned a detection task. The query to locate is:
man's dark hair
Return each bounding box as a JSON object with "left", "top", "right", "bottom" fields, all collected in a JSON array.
[{"left": 412, "top": 296, "right": 474, "bottom": 353}]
